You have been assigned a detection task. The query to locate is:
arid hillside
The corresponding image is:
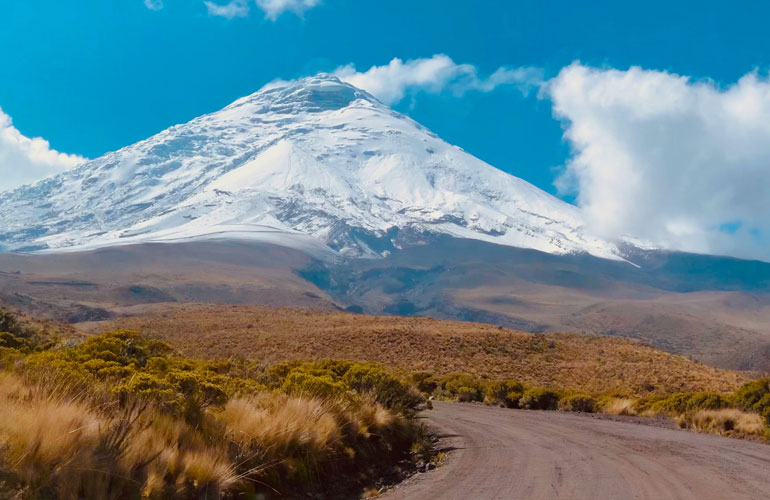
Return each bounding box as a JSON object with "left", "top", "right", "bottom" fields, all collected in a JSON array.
[
  {"left": 97, "top": 304, "right": 746, "bottom": 395},
  {"left": 3, "top": 239, "right": 770, "bottom": 373}
]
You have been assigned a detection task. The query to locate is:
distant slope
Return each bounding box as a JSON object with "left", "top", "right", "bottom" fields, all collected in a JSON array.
[
  {"left": 300, "top": 237, "right": 770, "bottom": 370},
  {"left": 0, "top": 241, "right": 337, "bottom": 322},
  {"left": 100, "top": 303, "right": 745, "bottom": 395},
  {"left": 2, "top": 239, "right": 769, "bottom": 371},
  {"left": 0, "top": 75, "right": 620, "bottom": 260}
]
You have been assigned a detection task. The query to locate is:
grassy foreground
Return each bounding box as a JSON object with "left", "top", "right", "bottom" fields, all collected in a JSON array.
[{"left": 0, "top": 311, "right": 431, "bottom": 500}]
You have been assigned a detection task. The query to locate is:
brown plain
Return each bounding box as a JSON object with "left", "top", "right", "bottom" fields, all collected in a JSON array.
[{"left": 100, "top": 303, "right": 745, "bottom": 395}]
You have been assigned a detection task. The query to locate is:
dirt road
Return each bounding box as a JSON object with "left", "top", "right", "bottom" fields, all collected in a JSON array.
[{"left": 384, "top": 402, "right": 770, "bottom": 499}]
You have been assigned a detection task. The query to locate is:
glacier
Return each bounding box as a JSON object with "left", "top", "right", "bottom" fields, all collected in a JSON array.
[{"left": 0, "top": 74, "right": 624, "bottom": 260}]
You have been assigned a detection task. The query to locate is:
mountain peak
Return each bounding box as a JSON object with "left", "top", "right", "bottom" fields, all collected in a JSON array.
[{"left": 229, "top": 73, "right": 380, "bottom": 115}]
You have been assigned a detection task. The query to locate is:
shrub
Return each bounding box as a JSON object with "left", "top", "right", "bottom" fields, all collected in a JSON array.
[
  {"left": 269, "top": 360, "right": 424, "bottom": 411},
  {"left": 519, "top": 388, "right": 559, "bottom": 410},
  {"left": 643, "top": 392, "right": 729, "bottom": 416},
  {"left": 281, "top": 370, "right": 349, "bottom": 399},
  {"left": 484, "top": 380, "right": 524, "bottom": 407},
  {"left": 455, "top": 386, "right": 482, "bottom": 402},
  {"left": 0, "top": 308, "right": 34, "bottom": 339},
  {"left": 411, "top": 371, "right": 438, "bottom": 394},
  {"left": 441, "top": 374, "right": 484, "bottom": 402},
  {"left": 505, "top": 391, "right": 524, "bottom": 408},
  {"left": 558, "top": 394, "right": 597, "bottom": 413},
  {"left": 732, "top": 379, "right": 770, "bottom": 423},
  {"left": 342, "top": 363, "right": 422, "bottom": 410}
]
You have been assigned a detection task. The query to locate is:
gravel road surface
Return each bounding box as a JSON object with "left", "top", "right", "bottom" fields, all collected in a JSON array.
[{"left": 384, "top": 401, "right": 770, "bottom": 499}]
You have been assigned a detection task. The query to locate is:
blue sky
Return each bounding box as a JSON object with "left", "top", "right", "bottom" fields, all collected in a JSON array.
[
  {"left": 2, "top": 0, "right": 770, "bottom": 259},
  {"left": 1, "top": 0, "right": 767, "bottom": 190}
]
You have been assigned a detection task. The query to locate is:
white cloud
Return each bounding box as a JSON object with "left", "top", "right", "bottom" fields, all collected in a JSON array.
[
  {"left": 204, "top": 0, "right": 250, "bottom": 18},
  {"left": 256, "top": 0, "right": 321, "bottom": 20},
  {"left": 332, "top": 55, "right": 543, "bottom": 105},
  {"left": 0, "top": 108, "right": 86, "bottom": 192},
  {"left": 547, "top": 63, "right": 770, "bottom": 261},
  {"left": 144, "top": 0, "right": 163, "bottom": 10},
  {"left": 204, "top": 0, "right": 320, "bottom": 20}
]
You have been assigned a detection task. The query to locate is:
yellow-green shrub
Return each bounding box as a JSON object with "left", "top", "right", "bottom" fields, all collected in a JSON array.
[
  {"left": 483, "top": 380, "right": 525, "bottom": 407},
  {"left": 440, "top": 373, "right": 485, "bottom": 402},
  {"left": 640, "top": 391, "right": 729, "bottom": 416},
  {"left": 410, "top": 371, "right": 438, "bottom": 394},
  {"left": 269, "top": 360, "right": 424, "bottom": 411},
  {"left": 519, "top": 388, "right": 559, "bottom": 410},
  {"left": 732, "top": 379, "right": 770, "bottom": 424},
  {"left": 558, "top": 394, "right": 597, "bottom": 413}
]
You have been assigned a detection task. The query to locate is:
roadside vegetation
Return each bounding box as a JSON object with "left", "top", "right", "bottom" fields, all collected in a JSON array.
[
  {"left": 0, "top": 310, "right": 433, "bottom": 499},
  {"left": 413, "top": 371, "right": 770, "bottom": 441}
]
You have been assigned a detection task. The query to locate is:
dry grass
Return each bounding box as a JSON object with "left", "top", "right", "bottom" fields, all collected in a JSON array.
[
  {"left": 0, "top": 368, "right": 412, "bottom": 499},
  {"left": 0, "top": 372, "right": 237, "bottom": 499},
  {"left": 102, "top": 303, "right": 746, "bottom": 395},
  {"left": 222, "top": 394, "right": 342, "bottom": 458},
  {"left": 0, "top": 374, "right": 104, "bottom": 495},
  {"left": 678, "top": 409, "right": 765, "bottom": 436},
  {"left": 601, "top": 398, "right": 638, "bottom": 416}
]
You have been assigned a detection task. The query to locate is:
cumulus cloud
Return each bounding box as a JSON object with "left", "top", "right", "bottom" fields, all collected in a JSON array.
[
  {"left": 204, "top": 0, "right": 250, "bottom": 18},
  {"left": 256, "top": 0, "right": 320, "bottom": 20},
  {"left": 144, "top": 0, "right": 163, "bottom": 10},
  {"left": 0, "top": 108, "right": 86, "bottom": 192},
  {"left": 546, "top": 63, "right": 770, "bottom": 261},
  {"left": 333, "top": 55, "right": 543, "bottom": 105}
]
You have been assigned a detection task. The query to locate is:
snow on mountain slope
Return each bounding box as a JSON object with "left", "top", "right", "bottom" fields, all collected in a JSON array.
[{"left": 0, "top": 75, "right": 623, "bottom": 260}]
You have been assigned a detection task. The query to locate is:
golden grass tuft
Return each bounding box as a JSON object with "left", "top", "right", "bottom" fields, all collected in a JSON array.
[
  {"left": 678, "top": 408, "right": 765, "bottom": 436},
  {"left": 0, "top": 374, "right": 103, "bottom": 491},
  {"left": 222, "top": 394, "right": 342, "bottom": 457},
  {"left": 181, "top": 449, "right": 236, "bottom": 490},
  {"left": 602, "top": 398, "right": 637, "bottom": 416}
]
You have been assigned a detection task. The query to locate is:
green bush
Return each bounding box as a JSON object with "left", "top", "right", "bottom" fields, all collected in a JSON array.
[
  {"left": 519, "top": 388, "right": 559, "bottom": 410},
  {"left": 0, "top": 308, "right": 34, "bottom": 339},
  {"left": 687, "top": 392, "right": 730, "bottom": 411},
  {"left": 267, "top": 360, "right": 424, "bottom": 411},
  {"left": 456, "top": 386, "right": 482, "bottom": 402},
  {"left": 732, "top": 379, "right": 770, "bottom": 424},
  {"left": 733, "top": 379, "right": 770, "bottom": 410},
  {"left": 558, "top": 394, "right": 598, "bottom": 413},
  {"left": 19, "top": 331, "right": 256, "bottom": 425},
  {"left": 505, "top": 391, "right": 524, "bottom": 408},
  {"left": 483, "top": 380, "right": 525, "bottom": 407},
  {"left": 281, "top": 370, "right": 349, "bottom": 399},
  {"left": 441, "top": 374, "right": 484, "bottom": 402},
  {"left": 411, "top": 371, "right": 438, "bottom": 394}
]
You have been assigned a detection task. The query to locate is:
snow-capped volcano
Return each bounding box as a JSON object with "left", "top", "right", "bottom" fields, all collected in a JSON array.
[{"left": 0, "top": 75, "right": 622, "bottom": 260}]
